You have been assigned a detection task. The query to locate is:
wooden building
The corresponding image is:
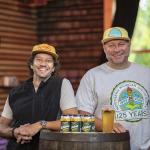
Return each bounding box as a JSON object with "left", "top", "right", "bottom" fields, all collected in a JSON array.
[{"left": 0, "top": 0, "right": 104, "bottom": 112}]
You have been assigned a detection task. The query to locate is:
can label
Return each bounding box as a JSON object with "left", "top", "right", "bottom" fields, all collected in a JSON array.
[
  {"left": 81, "top": 115, "right": 95, "bottom": 132},
  {"left": 71, "top": 115, "right": 81, "bottom": 132},
  {"left": 60, "top": 114, "right": 95, "bottom": 133},
  {"left": 81, "top": 115, "right": 91, "bottom": 132},
  {"left": 60, "top": 115, "right": 70, "bottom": 132},
  {"left": 90, "top": 115, "right": 95, "bottom": 132}
]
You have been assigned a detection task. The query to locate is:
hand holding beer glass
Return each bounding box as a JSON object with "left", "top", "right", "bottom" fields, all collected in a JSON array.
[{"left": 102, "top": 105, "right": 115, "bottom": 133}]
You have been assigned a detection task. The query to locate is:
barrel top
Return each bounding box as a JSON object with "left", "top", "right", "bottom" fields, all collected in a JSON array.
[{"left": 40, "top": 130, "right": 130, "bottom": 142}]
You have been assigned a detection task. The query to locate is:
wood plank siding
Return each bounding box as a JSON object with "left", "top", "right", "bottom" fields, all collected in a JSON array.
[
  {"left": 0, "top": 0, "right": 104, "bottom": 112},
  {"left": 37, "top": 0, "right": 104, "bottom": 91},
  {"left": 0, "top": 0, "right": 37, "bottom": 112}
]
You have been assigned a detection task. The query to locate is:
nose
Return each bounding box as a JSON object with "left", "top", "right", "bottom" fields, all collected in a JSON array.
[
  {"left": 114, "top": 45, "right": 120, "bottom": 52},
  {"left": 40, "top": 59, "right": 47, "bottom": 66}
]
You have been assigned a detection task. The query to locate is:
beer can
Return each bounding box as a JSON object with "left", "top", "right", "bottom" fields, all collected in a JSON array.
[
  {"left": 70, "top": 114, "right": 81, "bottom": 132},
  {"left": 90, "top": 115, "right": 95, "bottom": 132},
  {"left": 60, "top": 115, "right": 71, "bottom": 132},
  {"left": 81, "top": 115, "right": 95, "bottom": 132}
]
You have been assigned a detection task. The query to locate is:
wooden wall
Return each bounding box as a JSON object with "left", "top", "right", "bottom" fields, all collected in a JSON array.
[
  {"left": 36, "top": 0, "right": 104, "bottom": 91},
  {"left": 0, "top": 0, "right": 37, "bottom": 112},
  {"left": 0, "top": 0, "right": 104, "bottom": 112}
]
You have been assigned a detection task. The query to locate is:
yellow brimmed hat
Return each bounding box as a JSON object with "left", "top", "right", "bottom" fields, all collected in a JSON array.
[
  {"left": 32, "top": 43, "right": 58, "bottom": 59},
  {"left": 101, "top": 27, "right": 130, "bottom": 43}
]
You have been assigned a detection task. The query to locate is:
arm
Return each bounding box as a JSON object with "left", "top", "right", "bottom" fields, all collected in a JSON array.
[
  {"left": 0, "top": 98, "right": 32, "bottom": 143},
  {"left": 16, "top": 107, "right": 78, "bottom": 139},
  {"left": 95, "top": 117, "right": 102, "bottom": 132},
  {"left": 0, "top": 98, "right": 14, "bottom": 138},
  {"left": 76, "top": 73, "right": 97, "bottom": 115},
  {"left": 0, "top": 116, "right": 13, "bottom": 138},
  {"left": 24, "top": 107, "right": 78, "bottom": 131},
  {"left": 35, "top": 107, "right": 78, "bottom": 131}
]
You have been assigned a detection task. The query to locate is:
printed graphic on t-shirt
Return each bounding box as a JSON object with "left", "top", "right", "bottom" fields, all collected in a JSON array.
[{"left": 111, "top": 80, "right": 149, "bottom": 122}]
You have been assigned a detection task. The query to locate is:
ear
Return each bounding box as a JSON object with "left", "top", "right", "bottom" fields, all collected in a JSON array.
[
  {"left": 30, "top": 65, "right": 33, "bottom": 69},
  {"left": 52, "top": 66, "right": 55, "bottom": 72},
  {"left": 103, "top": 45, "right": 106, "bottom": 53}
]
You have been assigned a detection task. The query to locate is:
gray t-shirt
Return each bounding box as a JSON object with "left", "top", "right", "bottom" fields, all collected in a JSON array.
[
  {"left": 2, "top": 78, "right": 77, "bottom": 119},
  {"left": 76, "top": 62, "right": 150, "bottom": 150}
]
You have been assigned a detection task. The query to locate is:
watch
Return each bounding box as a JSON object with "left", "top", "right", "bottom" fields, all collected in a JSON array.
[{"left": 40, "top": 120, "right": 47, "bottom": 129}]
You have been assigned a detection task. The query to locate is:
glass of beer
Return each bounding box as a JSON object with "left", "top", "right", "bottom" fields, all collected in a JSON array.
[{"left": 102, "top": 105, "right": 115, "bottom": 133}]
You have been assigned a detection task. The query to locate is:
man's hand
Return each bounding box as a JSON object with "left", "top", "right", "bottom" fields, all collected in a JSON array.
[
  {"left": 14, "top": 122, "right": 41, "bottom": 144},
  {"left": 113, "top": 122, "right": 126, "bottom": 133},
  {"left": 95, "top": 118, "right": 127, "bottom": 133}
]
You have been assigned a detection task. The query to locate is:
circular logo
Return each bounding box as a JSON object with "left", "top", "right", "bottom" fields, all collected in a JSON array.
[{"left": 111, "top": 81, "right": 149, "bottom": 122}]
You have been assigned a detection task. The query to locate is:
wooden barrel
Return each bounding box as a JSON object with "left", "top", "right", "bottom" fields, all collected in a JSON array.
[{"left": 39, "top": 130, "right": 130, "bottom": 150}]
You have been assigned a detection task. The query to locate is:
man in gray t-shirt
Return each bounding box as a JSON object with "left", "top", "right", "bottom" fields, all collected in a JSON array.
[{"left": 76, "top": 27, "right": 150, "bottom": 150}]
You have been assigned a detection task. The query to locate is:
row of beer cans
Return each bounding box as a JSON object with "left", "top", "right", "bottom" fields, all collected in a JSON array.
[{"left": 60, "top": 114, "right": 95, "bottom": 132}]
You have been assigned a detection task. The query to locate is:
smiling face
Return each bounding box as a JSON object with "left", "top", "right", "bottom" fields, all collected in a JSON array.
[
  {"left": 32, "top": 53, "right": 55, "bottom": 80},
  {"left": 103, "top": 39, "right": 131, "bottom": 68}
]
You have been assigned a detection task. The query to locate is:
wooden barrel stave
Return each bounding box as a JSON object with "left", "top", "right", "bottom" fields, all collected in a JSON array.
[{"left": 39, "top": 130, "right": 130, "bottom": 150}]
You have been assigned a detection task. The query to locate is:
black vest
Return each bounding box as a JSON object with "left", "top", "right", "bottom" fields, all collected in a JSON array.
[{"left": 7, "top": 75, "right": 63, "bottom": 150}]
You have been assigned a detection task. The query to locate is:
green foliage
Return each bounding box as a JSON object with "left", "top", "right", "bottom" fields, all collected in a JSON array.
[
  {"left": 129, "top": 53, "right": 150, "bottom": 68},
  {"left": 131, "top": 0, "right": 150, "bottom": 67},
  {"left": 131, "top": 0, "right": 150, "bottom": 50}
]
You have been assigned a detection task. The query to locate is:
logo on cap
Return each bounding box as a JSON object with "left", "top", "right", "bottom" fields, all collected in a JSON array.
[
  {"left": 101, "top": 27, "right": 130, "bottom": 43},
  {"left": 108, "top": 28, "right": 122, "bottom": 38}
]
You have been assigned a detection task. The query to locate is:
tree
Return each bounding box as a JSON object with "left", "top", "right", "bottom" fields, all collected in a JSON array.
[{"left": 129, "top": 0, "right": 150, "bottom": 67}]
